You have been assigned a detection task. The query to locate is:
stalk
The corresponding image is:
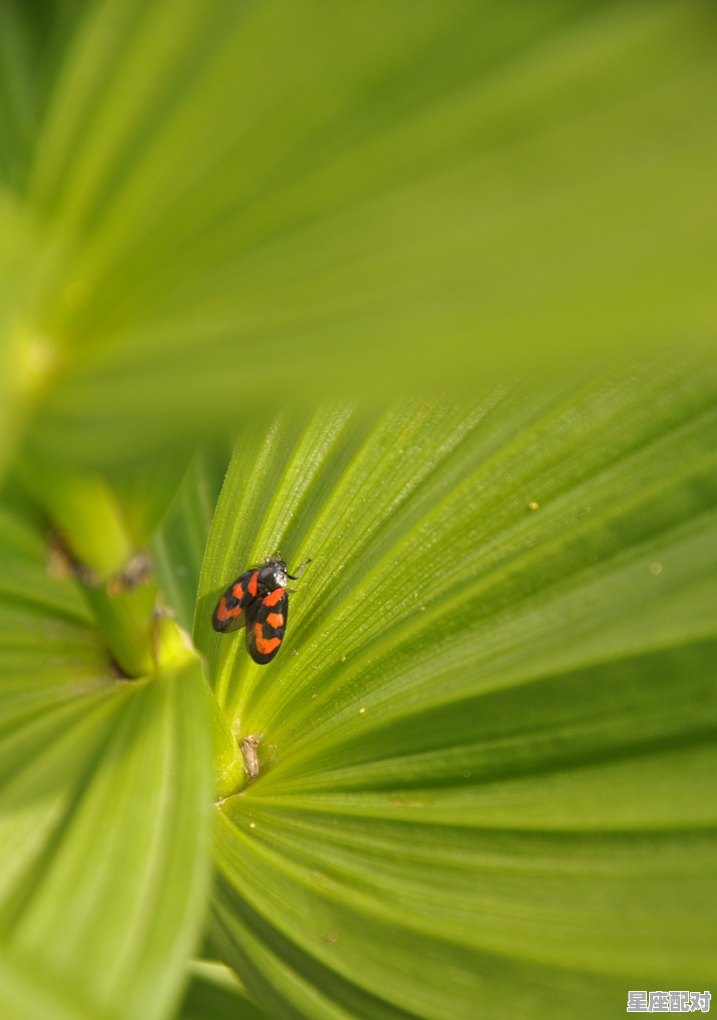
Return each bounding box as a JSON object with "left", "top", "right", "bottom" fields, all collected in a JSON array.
[{"left": 22, "top": 464, "right": 170, "bottom": 677}]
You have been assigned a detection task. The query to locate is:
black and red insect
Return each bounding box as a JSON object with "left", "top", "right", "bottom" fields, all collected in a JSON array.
[{"left": 212, "top": 557, "right": 311, "bottom": 664}]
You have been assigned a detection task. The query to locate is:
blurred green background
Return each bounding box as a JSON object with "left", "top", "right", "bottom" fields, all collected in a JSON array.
[
  {"left": 0, "top": 3, "right": 715, "bottom": 1019},
  {"left": 1, "top": 0, "right": 716, "bottom": 471}
]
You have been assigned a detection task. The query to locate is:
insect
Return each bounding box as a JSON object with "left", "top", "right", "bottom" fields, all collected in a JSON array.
[{"left": 212, "top": 556, "right": 311, "bottom": 664}]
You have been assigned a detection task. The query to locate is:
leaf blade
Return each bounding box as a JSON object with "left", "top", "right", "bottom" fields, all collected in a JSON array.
[{"left": 200, "top": 359, "right": 717, "bottom": 1018}]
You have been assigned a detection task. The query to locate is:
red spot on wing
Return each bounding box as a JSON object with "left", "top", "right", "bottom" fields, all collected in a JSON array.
[
  {"left": 216, "top": 596, "right": 243, "bottom": 622},
  {"left": 247, "top": 571, "right": 259, "bottom": 597},
  {"left": 262, "top": 587, "right": 285, "bottom": 607},
  {"left": 265, "top": 612, "right": 284, "bottom": 628},
  {"left": 231, "top": 582, "right": 244, "bottom": 600},
  {"left": 253, "top": 623, "right": 281, "bottom": 656}
]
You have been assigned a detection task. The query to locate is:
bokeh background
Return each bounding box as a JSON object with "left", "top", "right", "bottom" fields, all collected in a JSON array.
[
  {"left": 0, "top": 3, "right": 715, "bottom": 1019},
  {"left": 1, "top": 0, "right": 716, "bottom": 470}
]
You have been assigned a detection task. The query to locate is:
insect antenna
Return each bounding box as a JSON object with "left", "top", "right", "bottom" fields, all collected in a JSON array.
[{"left": 287, "top": 557, "right": 312, "bottom": 581}]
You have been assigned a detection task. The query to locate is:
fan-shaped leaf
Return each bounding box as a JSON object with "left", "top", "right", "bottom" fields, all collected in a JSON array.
[{"left": 197, "top": 359, "right": 717, "bottom": 1018}]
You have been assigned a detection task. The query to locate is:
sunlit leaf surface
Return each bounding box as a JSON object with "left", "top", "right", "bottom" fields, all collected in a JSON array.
[
  {"left": 194, "top": 358, "right": 717, "bottom": 1019},
  {"left": 0, "top": 2, "right": 715, "bottom": 1017}
]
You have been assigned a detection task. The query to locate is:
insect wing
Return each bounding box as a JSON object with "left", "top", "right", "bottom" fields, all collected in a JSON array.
[
  {"left": 246, "top": 586, "right": 288, "bottom": 664},
  {"left": 212, "top": 568, "right": 260, "bottom": 633}
]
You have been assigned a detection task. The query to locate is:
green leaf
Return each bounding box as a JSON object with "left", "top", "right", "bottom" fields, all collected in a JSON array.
[
  {"left": 0, "top": 1, "right": 85, "bottom": 191},
  {"left": 0, "top": 503, "right": 213, "bottom": 1020},
  {"left": 198, "top": 357, "right": 717, "bottom": 1018},
  {"left": 0, "top": 1, "right": 714, "bottom": 468},
  {"left": 0, "top": 947, "right": 96, "bottom": 1020},
  {"left": 153, "top": 448, "right": 231, "bottom": 635},
  {"left": 0, "top": 191, "right": 53, "bottom": 482},
  {"left": 178, "top": 961, "right": 267, "bottom": 1020}
]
